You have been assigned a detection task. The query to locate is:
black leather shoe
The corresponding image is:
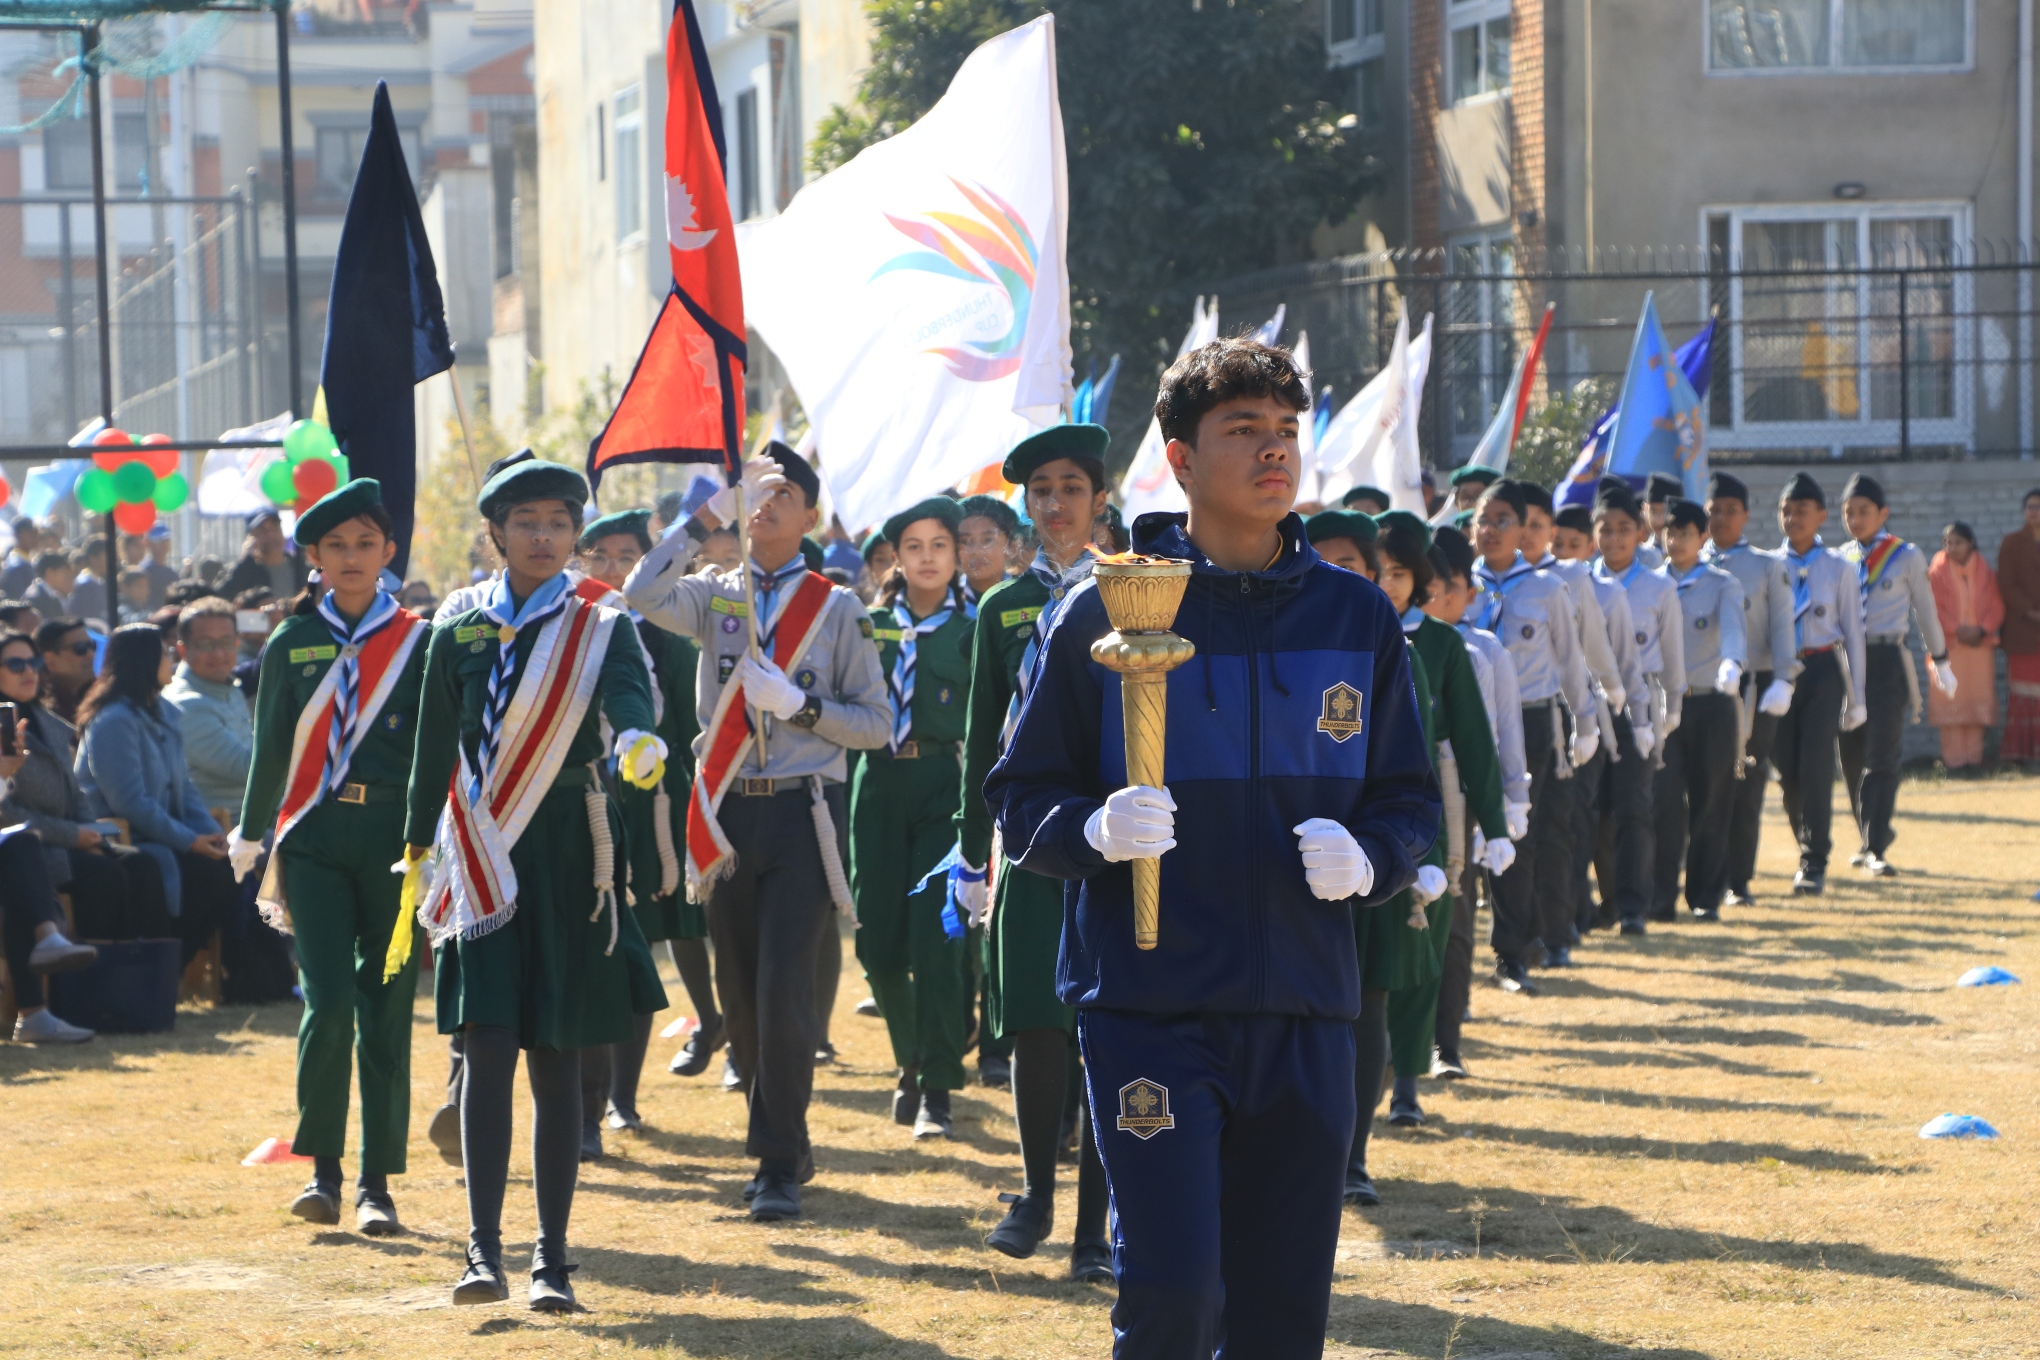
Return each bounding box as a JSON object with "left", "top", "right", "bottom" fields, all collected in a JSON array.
[
  {"left": 1387, "top": 1097, "right": 1423, "bottom": 1127},
  {"left": 452, "top": 1246, "right": 509, "bottom": 1305},
  {"left": 978, "top": 1053, "right": 1012, "bottom": 1089},
  {"left": 1070, "top": 1236, "right": 1114, "bottom": 1284},
  {"left": 749, "top": 1172, "right": 801, "bottom": 1222},
  {"left": 1543, "top": 945, "right": 1572, "bottom": 968},
  {"left": 1343, "top": 1166, "right": 1380, "bottom": 1206},
  {"left": 605, "top": 1104, "right": 643, "bottom": 1132},
  {"left": 913, "top": 1090, "right": 953, "bottom": 1140},
  {"left": 892, "top": 1068, "right": 920, "bottom": 1126},
  {"left": 528, "top": 1264, "right": 581, "bottom": 1313},
  {"left": 669, "top": 1014, "right": 724, "bottom": 1077},
  {"left": 579, "top": 1118, "right": 604, "bottom": 1163},
  {"left": 1689, "top": 904, "right": 1720, "bottom": 922},
  {"left": 356, "top": 1190, "right": 401, "bottom": 1236},
  {"left": 1620, "top": 918, "right": 1647, "bottom": 936},
  {"left": 427, "top": 1102, "right": 463, "bottom": 1166},
  {"left": 1792, "top": 870, "right": 1825, "bottom": 895},
  {"left": 1724, "top": 886, "right": 1755, "bottom": 907},
  {"left": 1493, "top": 959, "right": 1538, "bottom": 995},
  {"left": 986, "top": 1191, "right": 1053, "bottom": 1258},
  {"left": 722, "top": 1050, "right": 745, "bottom": 1092},
  {"left": 814, "top": 1039, "right": 838, "bottom": 1065},
  {"left": 1429, "top": 1047, "right": 1469, "bottom": 1080},
  {"left": 290, "top": 1182, "right": 340, "bottom": 1226}
]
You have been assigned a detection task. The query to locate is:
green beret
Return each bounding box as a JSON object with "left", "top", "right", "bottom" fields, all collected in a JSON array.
[
  {"left": 1452, "top": 508, "right": 1475, "bottom": 530},
  {"left": 1374, "top": 509, "right": 1433, "bottom": 555},
  {"left": 294, "top": 478, "right": 384, "bottom": 547},
  {"left": 1340, "top": 485, "right": 1390, "bottom": 511},
  {"left": 1002, "top": 423, "right": 1109, "bottom": 487},
  {"left": 800, "top": 536, "right": 825, "bottom": 573},
  {"left": 1305, "top": 509, "right": 1378, "bottom": 545},
  {"left": 579, "top": 508, "right": 653, "bottom": 551},
  {"left": 477, "top": 459, "right": 587, "bottom": 520},
  {"left": 861, "top": 530, "right": 889, "bottom": 561},
  {"left": 1449, "top": 464, "right": 1501, "bottom": 488},
  {"left": 883, "top": 496, "right": 965, "bottom": 547}
]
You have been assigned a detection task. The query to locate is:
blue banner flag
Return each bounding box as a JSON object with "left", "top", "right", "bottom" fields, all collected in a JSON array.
[
  {"left": 317, "top": 81, "right": 455, "bottom": 576},
  {"left": 1556, "top": 315, "right": 1716, "bottom": 509}
]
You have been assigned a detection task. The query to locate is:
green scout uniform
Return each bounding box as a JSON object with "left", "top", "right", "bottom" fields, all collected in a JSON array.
[
  {"left": 1354, "top": 645, "right": 1441, "bottom": 996},
  {"left": 406, "top": 599, "right": 668, "bottom": 1051},
  {"left": 957, "top": 568, "right": 1074, "bottom": 1039},
  {"left": 852, "top": 596, "right": 975, "bottom": 1092},
  {"left": 241, "top": 606, "right": 428, "bottom": 1176},
  {"left": 621, "top": 619, "right": 703, "bottom": 941},
  {"left": 1385, "top": 614, "right": 1508, "bottom": 1076}
]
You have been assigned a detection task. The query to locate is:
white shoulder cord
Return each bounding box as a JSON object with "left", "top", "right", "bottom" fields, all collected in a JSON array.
[
  {"left": 584, "top": 762, "right": 621, "bottom": 955},
  {"left": 809, "top": 777, "right": 856, "bottom": 921}
]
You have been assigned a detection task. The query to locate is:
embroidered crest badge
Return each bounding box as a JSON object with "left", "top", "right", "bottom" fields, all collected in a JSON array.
[
  {"left": 1117, "top": 1078, "right": 1175, "bottom": 1139},
  {"left": 1317, "top": 682, "right": 1363, "bottom": 743}
]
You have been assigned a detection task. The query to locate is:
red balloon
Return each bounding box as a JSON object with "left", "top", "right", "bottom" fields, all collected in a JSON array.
[
  {"left": 91, "top": 450, "right": 136, "bottom": 472},
  {"left": 292, "top": 457, "right": 338, "bottom": 504},
  {"left": 141, "top": 447, "right": 179, "bottom": 478},
  {"left": 113, "top": 500, "right": 156, "bottom": 535},
  {"left": 139, "top": 433, "right": 172, "bottom": 444},
  {"left": 92, "top": 428, "right": 133, "bottom": 447},
  {"left": 0, "top": 476, "right": 13, "bottom": 510}
]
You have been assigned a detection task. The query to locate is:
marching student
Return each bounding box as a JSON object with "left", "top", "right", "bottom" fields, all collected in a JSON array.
[
  {"left": 230, "top": 480, "right": 429, "bottom": 1237},
  {"left": 1305, "top": 508, "right": 1382, "bottom": 580},
  {"left": 1449, "top": 465, "right": 1500, "bottom": 515},
  {"left": 851, "top": 496, "right": 975, "bottom": 1141},
  {"left": 1639, "top": 472, "right": 1680, "bottom": 567},
  {"left": 1470, "top": 479, "right": 1593, "bottom": 992},
  {"left": 1701, "top": 472, "right": 1798, "bottom": 908},
  {"left": 625, "top": 444, "right": 891, "bottom": 1222},
  {"left": 956, "top": 425, "right": 1112, "bottom": 1278},
  {"left": 1588, "top": 477, "right": 1684, "bottom": 933},
  {"left": 985, "top": 338, "right": 1438, "bottom": 1358},
  {"left": 1341, "top": 485, "right": 1392, "bottom": 515},
  {"left": 1651, "top": 500, "right": 1747, "bottom": 920},
  {"left": 404, "top": 459, "right": 670, "bottom": 1311},
  {"left": 1773, "top": 472, "right": 1868, "bottom": 895},
  {"left": 1837, "top": 473, "right": 1954, "bottom": 876}
]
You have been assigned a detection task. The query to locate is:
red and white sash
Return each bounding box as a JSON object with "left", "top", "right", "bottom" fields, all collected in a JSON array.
[
  {"left": 421, "top": 594, "right": 619, "bottom": 942},
  {"left": 686, "top": 571, "right": 835, "bottom": 899}
]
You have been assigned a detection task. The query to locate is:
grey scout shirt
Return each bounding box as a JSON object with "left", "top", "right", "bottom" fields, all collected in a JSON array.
[
  {"left": 1593, "top": 557, "right": 1687, "bottom": 731},
  {"left": 1781, "top": 537, "right": 1869, "bottom": 712},
  {"left": 1585, "top": 571, "right": 1648, "bottom": 731},
  {"left": 1702, "top": 539, "right": 1798, "bottom": 682},
  {"left": 625, "top": 530, "right": 890, "bottom": 782},
  {"left": 1471, "top": 554, "right": 1592, "bottom": 716},
  {"left": 1838, "top": 532, "right": 1947, "bottom": 656},
  {"left": 1670, "top": 561, "right": 1747, "bottom": 694},
  {"left": 1536, "top": 555, "right": 1626, "bottom": 715}
]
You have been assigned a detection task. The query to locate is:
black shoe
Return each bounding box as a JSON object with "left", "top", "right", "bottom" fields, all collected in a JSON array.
[
  {"left": 1593, "top": 900, "right": 1619, "bottom": 930},
  {"left": 579, "top": 1118, "right": 604, "bottom": 1163},
  {"left": 749, "top": 1172, "right": 801, "bottom": 1222},
  {"left": 1543, "top": 945, "right": 1572, "bottom": 968},
  {"left": 722, "top": 1050, "right": 745, "bottom": 1093},
  {"left": 356, "top": 1190, "right": 401, "bottom": 1236},
  {"left": 1646, "top": 905, "right": 1677, "bottom": 923},
  {"left": 452, "top": 1246, "right": 509, "bottom": 1305},
  {"left": 1493, "top": 959, "right": 1538, "bottom": 995},
  {"left": 913, "top": 1090, "right": 953, "bottom": 1141},
  {"left": 1792, "top": 870, "right": 1825, "bottom": 896},
  {"left": 1429, "top": 1047, "right": 1469, "bottom": 1080},
  {"left": 528, "top": 1263, "right": 581, "bottom": 1313},
  {"left": 1070, "top": 1236, "right": 1114, "bottom": 1284},
  {"left": 669, "top": 1015, "right": 725, "bottom": 1077},
  {"left": 1724, "top": 886, "right": 1755, "bottom": 907},
  {"left": 814, "top": 1039, "right": 838, "bottom": 1065},
  {"left": 605, "top": 1103, "right": 643, "bottom": 1132},
  {"left": 1387, "top": 1097, "right": 1423, "bottom": 1128},
  {"left": 892, "top": 1068, "right": 921, "bottom": 1126},
  {"left": 978, "top": 1052, "right": 1012, "bottom": 1089},
  {"left": 427, "top": 1102, "right": 464, "bottom": 1167},
  {"left": 1866, "top": 855, "right": 1896, "bottom": 878},
  {"left": 986, "top": 1191, "right": 1054, "bottom": 1259},
  {"left": 1619, "top": 918, "right": 1647, "bottom": 936},
  {"left": 290, "top": 1182, "right": 340, "bottom": 1226},
  {"left": 1690, "top": 904, "right": 1720, "bottom": 923},
  {"left": 1343, "top": 1166, "right": 1380, "bottom": 1206},
  {"left": 742, "top": 1147, "right": 814, "bottom": 1204}
]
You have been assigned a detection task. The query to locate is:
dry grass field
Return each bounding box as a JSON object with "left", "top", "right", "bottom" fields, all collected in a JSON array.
[{"left": 5, "top": 772, "right": 2039, "bottom": 1359}]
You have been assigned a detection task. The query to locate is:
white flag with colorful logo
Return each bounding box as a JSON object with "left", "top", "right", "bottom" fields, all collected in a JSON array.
[
  {"left": 735, "top": 16, "right": 1070, "bottom": 537},
  {"left": 1117, "top": 295, "right": 1219, "bottom": 521}
]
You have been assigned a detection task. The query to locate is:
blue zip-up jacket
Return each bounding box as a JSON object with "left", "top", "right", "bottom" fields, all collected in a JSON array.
[{"left": 984, "top": 511, "right": 1440, "bottom": 1020}]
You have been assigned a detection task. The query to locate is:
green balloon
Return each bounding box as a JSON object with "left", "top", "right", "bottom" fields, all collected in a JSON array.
[
  {"left": 112, "top": 460, "right": 157, "bottom": 504},
  {"left": 153, "top": 470, "right": 189, "bottom": 512},
  {"left": 283, "top": 419, "right": 337, "bottom": 465},
  {"left": 260, "top": 458, "right": 298, "bottom": 506},
  {"left": 76, "top": 467, "right": 116, "bottom": 513}
]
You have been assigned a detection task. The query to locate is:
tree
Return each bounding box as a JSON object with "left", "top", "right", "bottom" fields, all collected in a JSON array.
[
  {"left": 1510, "top": 377, "right": 1616, "bottom": 495},
  {"left": 812, "top": 0, "right": 1382, "bottom": 469}
]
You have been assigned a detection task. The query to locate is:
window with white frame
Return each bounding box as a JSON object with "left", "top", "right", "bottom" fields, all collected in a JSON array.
[
  {"left": 1716, "top": 204, "right": 1969, "bottom": 455},
  {"left": 735, "top": 88, "right": 760, "bottom": 222},
  {"left": 1327, "top": 0, "right": 1387, "bottom": 128},
  {"left": 1444, "top": 230, "right": 1518, "bottom": 447},
  {"left": 613, "top": 86, "right": 643, "bottom": 242},
  {"left": 1446, "top": 0, "right": 1509, "bottom": 104},
  {"left": 1709, "top": 0, "right": 1969, "bottom": 73}
]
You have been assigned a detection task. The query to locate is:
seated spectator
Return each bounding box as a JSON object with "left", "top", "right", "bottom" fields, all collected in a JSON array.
[
  {"left": 143, "top": 524, "right": 179, "bottom": 607},
  {"left": 0, "top": 629, "right": 173, "bottom": 944},
  {"left": 194, "top": 555, "right": 224, "bottom": 588},
  {"left": 118, "top": 568, "right": 153, "bottom": 625},
  {"left": 67, "top": 541, "right": 113, "bottom": 627},
  {"left": 164, "top": 579, "right": 211, "bottom": 610},
  {"left": 34, "top": 617, "right": 96, "bottom": 725},
  {"left": 0, "top": 518, "right": 41, "bottom": 599},
  {"left": 220, "top": 508, "right": 308, "bottom": 602},
  {"left": 25, "top": 552, "right": 74, "bottom": 621},
  {"left": 0, "top": 601, "right": 36, "bottom": 634},
  {"left": 73, "top": 624, "right": 234, "bottom": 967},
  {"left": 162, "top": 599, "right": 252, "bottom": 808},
  {"left": 1, "top": 825, "right": 101, "bottom": 1044},
  {"left": 231, "top": 586, "right": 282, "bottom": 693}
]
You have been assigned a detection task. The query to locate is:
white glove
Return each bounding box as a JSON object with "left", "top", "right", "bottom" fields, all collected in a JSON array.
[
  {"left": 734, "top": 653, "right": 807, "bottom": 719},
  {"left": 1841, "top": 702, "right": 1868, "bottom": 732},
  {"left": 227, "top": 827, "right": 263, "bottom": 883},
  {"left": 704, "top": 454, "right": 789, "bottom": 526},
  {"left": 1292, "top": 818, "right": 1374, "bottom": 901},
  {"left": 1932, "top": 659, "right": 1958, "bottom": 698},
  {"left": 1759, "top": 679, "right": 1794, "bottom": 716},
  {"left": 1411, "top": 864, "right": 1449, "bottom": 906},
  {"left": 949, "top": 860, "right": 988, "bottom": 927},
  {"left": 1631, "top": 722, "right": 1656, "bottom": 761},
  {"left": 613, "top": 728, "right": 670, "bottom": 784},
  {"left": 1570, "top": 727, "right": 1599, "bottom": 767},
  {"left": 1503, "top": 800, "right": 1530, "bottom": 841},
  {"left": 1480, "top": 835, "right": 1516, "bottom": 875},
  {"left": 1717, "top": 658, "right": 1743, "bottom": 693},
  {"left": 1603, "top": 684, "right": 1626, "bottom": 718},
  {"left": 1085, "top": 785, "right": 1177, "bottom": 862}
]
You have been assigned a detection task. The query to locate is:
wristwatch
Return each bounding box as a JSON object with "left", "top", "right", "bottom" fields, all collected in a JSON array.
[{"left": 787, "top": 695, "right": 823, "bottom": 729}]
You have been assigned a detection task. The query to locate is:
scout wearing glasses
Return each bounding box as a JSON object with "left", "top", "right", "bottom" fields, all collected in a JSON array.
[
  {"left": 229, "top": 479, "right": 429, "bottom": 1239},
  {"left": 403, "top": 458, "right": 669, "bottom": 1313}
]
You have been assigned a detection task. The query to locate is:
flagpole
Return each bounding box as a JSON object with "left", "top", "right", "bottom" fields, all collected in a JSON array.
[
  {"left": 735, "top": 410, "right": 776, "bottom": 762},
  {"left": 445, "top": 365, "right": 483, "bottom": 493}
]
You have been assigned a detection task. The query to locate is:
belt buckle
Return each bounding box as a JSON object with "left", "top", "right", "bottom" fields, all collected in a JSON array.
[
  {"left": 741, "top": 777, "right": 774, "bottom": 797},
  {"left": 337, "top": 782, "right": 367, "bottom": 805},
  {"left": 896, "top": 740, "right": 919, "bottom": 760}
]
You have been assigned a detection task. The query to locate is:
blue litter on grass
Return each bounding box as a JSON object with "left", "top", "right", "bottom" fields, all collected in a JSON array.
[
  {"left": 1957, "top": 966, "right": 2021, "bottom": 987},
  {"left": 1919, "top": 1114, "right": 2000, "bottom": 1140}
]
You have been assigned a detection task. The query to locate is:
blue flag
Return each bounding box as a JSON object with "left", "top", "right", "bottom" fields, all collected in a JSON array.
[
  {"left": 1606, "top": 293, "right": 1707, "bottom": 498},
  {"left": 1556, "top": 315, "right": 1716, "bottom": 509},
  {"left": 318, "top": 80, "right": 455, "bottom": 576}
]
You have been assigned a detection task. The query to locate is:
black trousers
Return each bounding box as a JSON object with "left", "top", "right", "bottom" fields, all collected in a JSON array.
[
  {"left": 1591, "top": 712, "right": 1655, "bottom": 924},
  {"left": 706, "top": 783, "right": 845, "bottom": 1171},
  {"left": 1775, "top": 650, "right": 1845, "bottom": 876},
  {"left": 1569, "top": 741, "right": 1607, "bottom": 935},
  {"left": 0, "top": 834, "right": 66, "bottom": 1009},
  {"left": 1840, "top": 643, "right": 1911, "bottom": 859},
  {"left": 1433, "top": 852, "right": 1479, "bottom": 1058},
  {"left": 1491, "top": 701, "right": 1564, "bottom": 964},
  {"left": 1727, "top": 670, "right": 1778, "bottom": 895},
  {"left": 63, "top": 843, "right": 174, "bottom": 941},
  {"left": 1652, "top": 693, "right": 1741, "bottom": 914}
]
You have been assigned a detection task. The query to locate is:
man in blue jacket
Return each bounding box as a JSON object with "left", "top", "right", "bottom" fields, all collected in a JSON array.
[{"left": 985, "top": 338, "right": 1440, "bottom": 1360}]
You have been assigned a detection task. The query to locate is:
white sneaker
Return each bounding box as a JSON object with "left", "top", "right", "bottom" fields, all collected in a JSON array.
[
  {"left": 28, "top": 932, "right": 97, "bottom": 974},
  {"left": 13, "top": 1009, "right": 93, "bottom": 1043}
]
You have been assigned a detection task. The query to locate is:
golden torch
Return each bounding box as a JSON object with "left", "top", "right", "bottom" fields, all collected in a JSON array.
[{"left": 1089, "top": 555, "right": 1196, "bottom": 950}]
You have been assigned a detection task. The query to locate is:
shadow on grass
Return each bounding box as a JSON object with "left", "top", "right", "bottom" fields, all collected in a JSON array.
[
  {"left": 1328, "top": 1295, "right": 1717, "bottom": 1359},
  {"left": 572, "top": 1243, "right": 861, "bottom": 1307},
  {"left": 1427, "top": 1119, "right": 1891, "bottom": 1175},
  {"left": 567, "top": 1312, "right": 976, "bottom": 1357},
  {"left": 0, "top": 1000, "right": 303, "bottom": 1084},
  {"left": 1443, "top": 1074, "right": 1863, "bottom": 1121},
  {"left": 1551, "top": 977, "right": 1938, "bottom": 1028},
  {"left": 770, "top": 1240, "right": 1115, "bottom": 1304}
]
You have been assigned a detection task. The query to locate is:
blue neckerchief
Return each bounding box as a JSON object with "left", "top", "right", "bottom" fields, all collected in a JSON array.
[
  {"left": 1853, "top": 529, "right": 1895, "bottom": 602},
  {"left": 1616, "top": 556, "right": 1647, "bottom": 588},
  {"left": 314, "top": 587, "right": 399, "bottom": 798},
  {"left": 1672, "top": 561, "right": 1709, "bottom": 593},
  {"left": 474, "top": 571, "right": 572, "bottom": 797},
  {"left": 748, "top": 557, "right": 808, "bottom": 652},
  {"left": 886, "top": 587, "right": 975, "bottom": 753},
  {"left": 1002, "top": 547, "right": 1094, "bottom": 749},
  {"left": 1786, "top": 535, "right": 1825, "bottom": 647},
  {"left": 1471, "top": 553, "right": 1536, "bottom": 633},
  {"left": 1399, "top": 604, "right": 1426, "bottom": 635}
]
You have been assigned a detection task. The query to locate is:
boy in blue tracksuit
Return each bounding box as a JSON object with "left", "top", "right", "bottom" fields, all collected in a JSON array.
[{"left": 985, "top": 338, "right": 1440, "bottom": 1360}]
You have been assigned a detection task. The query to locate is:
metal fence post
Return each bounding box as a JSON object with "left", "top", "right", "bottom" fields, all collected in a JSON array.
[{"left": 1896, "top": 267, "right": 1910, "bottom": 461}]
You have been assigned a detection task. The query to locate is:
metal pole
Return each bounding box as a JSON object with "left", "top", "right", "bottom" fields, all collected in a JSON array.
[
  {"left": 276, "top": 1, "right": 304, "bottom": 418},
  {"left": 1897, "top": 268, "right": 1910, "bottom": 461},
  {"left": 87, "top": 23, "right": 117, "bottom": 620},
  {"left": 59, "top": 195, "right": 77, "bottom": 435},
  {"left": 445, "top": 363, "right": 484, "bottom": 492},
  {"left": 234, "top": 187, "right": 253, "bottom": 423},
  {"left": 245, "top": 167, "right": 264, "bottom": 415}
]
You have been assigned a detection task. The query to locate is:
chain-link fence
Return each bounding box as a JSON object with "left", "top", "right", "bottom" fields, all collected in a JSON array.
[{"left": 1209, "top": 239, "right": 2040, "bottom": 473}]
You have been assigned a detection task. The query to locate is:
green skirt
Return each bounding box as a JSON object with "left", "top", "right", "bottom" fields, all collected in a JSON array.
[
  {"left": 621, "top": 772, "right": 705, "bottom": 941},
  {"left": 985, "top": 857, "right": 1072, "bottom": 1038},
  {"left": 435, "top": 781, "right": 669, "bottom": 1049},
  {"left": 1355, "top": 843, "right": 1451, "bottom": 993},
  {"left": 634, "top": 891, "right": 708, "bottom": 943}
]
